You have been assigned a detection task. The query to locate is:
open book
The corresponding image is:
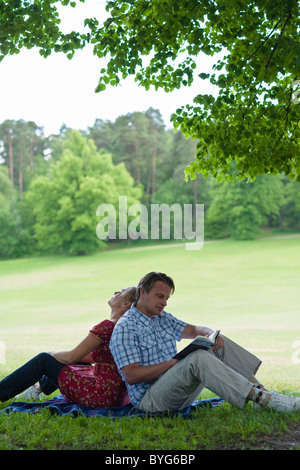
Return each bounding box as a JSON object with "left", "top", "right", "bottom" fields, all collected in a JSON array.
[{"left": 173, "top": 330, "right": 221, "bottom": 360}]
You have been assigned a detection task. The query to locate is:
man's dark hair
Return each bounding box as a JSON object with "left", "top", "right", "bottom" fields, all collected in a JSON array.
[{"left": 137, "top": 272, "right": 175, "bottom": 299}]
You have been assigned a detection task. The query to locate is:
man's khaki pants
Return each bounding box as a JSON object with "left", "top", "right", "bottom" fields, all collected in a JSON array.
[{"left": 138, "top": 336, "right": 262, "bottom": 412}]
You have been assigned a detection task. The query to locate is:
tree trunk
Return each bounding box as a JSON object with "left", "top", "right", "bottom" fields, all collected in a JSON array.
[
  {"left": 19, "top": 148, "right": 23, "bottom": 200},
  {"left": 29, "top": 143, "right": 34, "bottom": 172},
  {"left": 151, "top": 134, "right": 157, "bottom": 201},
  {"left": 7, "top": 133, "right": 13, "bottom": 185}
]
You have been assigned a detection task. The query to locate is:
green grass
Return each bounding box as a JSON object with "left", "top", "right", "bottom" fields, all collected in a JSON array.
[{"left": 1, "top": 237, "right": 300, "bottom": 450}]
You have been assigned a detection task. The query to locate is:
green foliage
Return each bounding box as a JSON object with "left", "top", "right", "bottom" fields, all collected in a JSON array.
[
  {"left": 206, "top": 175, "right": 285, "bottom": 240},
  {"left": 92, "top": 108, "right": 168, "bottom": 201},
  {"left": 0, "top": 166, "right": 27, "bottom": 257},
  {"left": 94, "top": 0, "right": 300, "bottom": 181},
  {"left": 0, "top": 119, "right": 47, "bottom": 198},
  {"left": 1, "top": 111, "right": 300, "bottom": 258},
  {"left": 0, "top": 0, "right": 86, "bottom": 60},
  {"left": 22, "top": 130, "right": 142, "bottom": 255},
  {"left": 1, "top": 1, "right": 300, "bottom": 180}
]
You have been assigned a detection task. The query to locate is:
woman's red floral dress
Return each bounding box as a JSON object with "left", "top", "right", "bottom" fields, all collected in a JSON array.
[{"left": 57, "top": 320, "right": 129, "bottom": 407}]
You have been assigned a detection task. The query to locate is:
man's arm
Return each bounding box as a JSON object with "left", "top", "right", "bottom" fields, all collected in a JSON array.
[
  {"left": 180, "top": 324, "right": 214, "bottom": 339},
  {"left": 121, "top": 359, "right": 178, "bottom": 385},
  {"left": 181, "top": 324, "right": 225, "bottom": 351}
]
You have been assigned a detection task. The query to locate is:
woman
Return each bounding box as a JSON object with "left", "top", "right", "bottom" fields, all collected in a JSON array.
[{"left": 0, "top": 286, "right": 137, "bottom": 408}]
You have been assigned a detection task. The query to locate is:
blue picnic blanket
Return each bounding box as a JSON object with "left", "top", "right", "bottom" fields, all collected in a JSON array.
[{"left": 1, "top": 395, "right": 224, "bottom": 418}]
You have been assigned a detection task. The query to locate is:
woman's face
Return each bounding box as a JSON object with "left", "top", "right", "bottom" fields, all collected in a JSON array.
[{"left": 108, "top": 288, "right": 131, "bottom": 310}]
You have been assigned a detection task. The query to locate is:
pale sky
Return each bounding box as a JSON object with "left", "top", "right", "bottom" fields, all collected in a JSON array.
[{"left": 0, "top": 0, "right": 217, "bottom": 137}]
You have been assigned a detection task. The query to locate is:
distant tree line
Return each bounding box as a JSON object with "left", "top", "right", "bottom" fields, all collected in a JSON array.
[{"left": 0, "top": 108, "right": 300, "bottom": 258}]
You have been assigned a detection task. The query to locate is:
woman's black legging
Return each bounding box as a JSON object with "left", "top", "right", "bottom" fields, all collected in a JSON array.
[{"left": 0, "top": 352, "right": 65, "bottom": 402}]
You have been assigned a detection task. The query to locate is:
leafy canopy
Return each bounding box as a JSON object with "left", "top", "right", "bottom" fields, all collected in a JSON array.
[{"left": 1, "top": 0, "right": 300, "bottom": 181}]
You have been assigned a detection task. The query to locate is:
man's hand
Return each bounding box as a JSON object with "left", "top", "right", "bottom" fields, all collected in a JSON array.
[
  {"left": 181, "top": 324, "right": 225, "bottom": 352},
  {"left": 211, "top": 335, "right": 225, "bottom": 352}
]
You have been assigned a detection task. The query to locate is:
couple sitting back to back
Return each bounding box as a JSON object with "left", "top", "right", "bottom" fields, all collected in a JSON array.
[{"left": 1, "top": 272, "right": 299, "bottom": 413}]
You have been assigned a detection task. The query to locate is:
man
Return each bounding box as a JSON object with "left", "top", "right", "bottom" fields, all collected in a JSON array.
[{"left": 110, "top": 272, "right": 300, "bottom": 413}]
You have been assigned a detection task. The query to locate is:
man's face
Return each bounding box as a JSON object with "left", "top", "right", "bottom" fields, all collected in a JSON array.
[{"left": 137, "top": 280, "right": 171, "bottom": 319}]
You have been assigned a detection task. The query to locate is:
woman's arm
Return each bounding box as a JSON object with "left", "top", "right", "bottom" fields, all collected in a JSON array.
[{"left": 51, "top": 334, "right": 101, "bottom": 365}]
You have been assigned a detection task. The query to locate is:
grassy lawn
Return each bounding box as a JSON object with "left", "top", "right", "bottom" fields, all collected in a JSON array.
[{"left": 0, "top": 237, "right": 300, "bottom": 450}]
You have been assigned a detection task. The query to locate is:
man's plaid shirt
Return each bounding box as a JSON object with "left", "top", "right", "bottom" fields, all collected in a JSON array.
[{"left": 109, "top": 304, "right": 187, "bottom": 407}]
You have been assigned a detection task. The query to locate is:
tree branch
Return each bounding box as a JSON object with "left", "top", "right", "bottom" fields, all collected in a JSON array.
[
  {"left": 265, "top": 11, "right": 292, "bottom": 70},
  {"left": 246, "top": 18, "right": 282, "bottom": 62}
]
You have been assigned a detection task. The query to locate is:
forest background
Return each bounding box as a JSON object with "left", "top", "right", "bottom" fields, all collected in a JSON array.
[{"left": 1, "top": 109, "right": 300, "bottom": 259}]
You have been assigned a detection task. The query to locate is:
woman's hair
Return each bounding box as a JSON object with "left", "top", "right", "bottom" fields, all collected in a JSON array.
[
  {"left": 136, "top": 272, "right": 175, "bottom": 300},
  {"left": 124, "top": 286, "right": 138, "bottom": 303}
]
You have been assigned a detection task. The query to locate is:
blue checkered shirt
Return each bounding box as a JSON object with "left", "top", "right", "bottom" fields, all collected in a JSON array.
[{"left": 109, "top": 304, "right": 187, "bottom": 407}]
